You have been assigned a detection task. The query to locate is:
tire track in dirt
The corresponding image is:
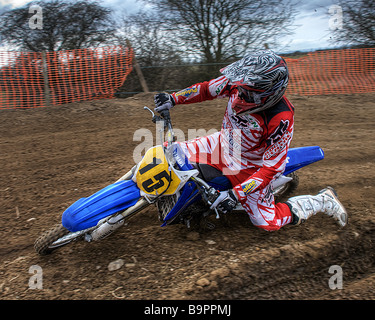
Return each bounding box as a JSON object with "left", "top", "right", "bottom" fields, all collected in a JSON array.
[{"left": 179, "top": 220, "right": 375, "bottom": 299}]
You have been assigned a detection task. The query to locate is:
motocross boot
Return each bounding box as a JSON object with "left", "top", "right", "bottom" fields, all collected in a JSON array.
[{"left": 286, "top": 186, "right": 348, "bottom": 227}]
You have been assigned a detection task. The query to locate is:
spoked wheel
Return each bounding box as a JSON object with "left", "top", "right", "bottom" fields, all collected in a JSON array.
[{"left": 34, "top": 224, "right": 86, "bottom": 255}]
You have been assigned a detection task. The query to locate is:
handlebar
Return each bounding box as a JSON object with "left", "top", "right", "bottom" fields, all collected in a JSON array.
[
  {"left": 143, "top": 106, "right": 171, "bottom": 126},
  {"left": 143, "top": 106, "right": 221, "bottom": 217},
  {"left": 144, "top": 106, "right": 175, "bottom": 146}
]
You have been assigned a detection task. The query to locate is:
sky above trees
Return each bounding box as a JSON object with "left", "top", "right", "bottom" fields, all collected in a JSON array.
[{"left": 0, "top": 0, "right": 349, "bottom": 52}]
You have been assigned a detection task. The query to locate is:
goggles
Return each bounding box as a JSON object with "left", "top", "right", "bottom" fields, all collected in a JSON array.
[{"left": 237, "top": 86, "right": 265, "bottom": 105}]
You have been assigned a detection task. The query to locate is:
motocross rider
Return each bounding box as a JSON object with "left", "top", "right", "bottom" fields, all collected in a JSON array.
[{"left": 154, "top": 50, "right": 348, "bottom": 231}]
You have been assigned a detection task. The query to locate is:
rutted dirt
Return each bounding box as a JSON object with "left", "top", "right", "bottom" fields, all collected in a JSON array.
[{"left": 1, "top": 92, "right": 374, "bottom": 300}]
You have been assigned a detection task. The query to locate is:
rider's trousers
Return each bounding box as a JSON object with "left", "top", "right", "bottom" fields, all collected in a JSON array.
[{"left": 178, "top": 131, "right": 293, "bottom": 231}]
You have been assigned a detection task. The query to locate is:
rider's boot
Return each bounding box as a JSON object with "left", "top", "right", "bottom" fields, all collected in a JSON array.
[{"left": 286, "top": 186, "right": 348, "bottom": 227}]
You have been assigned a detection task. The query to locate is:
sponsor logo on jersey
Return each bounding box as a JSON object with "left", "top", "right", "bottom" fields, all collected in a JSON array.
[
  {"left": 215, "top": 80, "right": 228, "bottom": 95},
  {"left": 266, "top": 120, "right": 289, "bottom": 147},
  {"left": 231, "top": 114, "right": 261, "bottom": 132},
  {"left": 175, "top": 87, "right": 198, "bottom": 97},
  {"left": 242, "top": 180, "right": 258, "bottom": 195},
  {"left": 264, "top": 131, "right": 292, "bottom": 160}
]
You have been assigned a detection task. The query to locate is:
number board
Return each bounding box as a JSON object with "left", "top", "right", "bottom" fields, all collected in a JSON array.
[{"left": 135, "top": 146, "right": 181, "bottom": 196}]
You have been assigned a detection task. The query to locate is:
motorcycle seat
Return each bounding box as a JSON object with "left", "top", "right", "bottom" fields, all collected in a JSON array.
[{"left": 192, "top": 163, "right": 232, "bottom": 190}]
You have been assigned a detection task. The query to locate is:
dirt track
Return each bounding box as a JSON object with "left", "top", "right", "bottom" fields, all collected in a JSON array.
[{"left": 1, "top": 93, "right": 375, "bottom": 300}]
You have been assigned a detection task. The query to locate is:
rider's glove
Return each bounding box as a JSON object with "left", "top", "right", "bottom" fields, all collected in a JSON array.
[
  {"left": 210, "top": 189, "right": 238, "bottom": 214},
  {"left": 154, "top": 93, "right": 175, "bottom": 113}
]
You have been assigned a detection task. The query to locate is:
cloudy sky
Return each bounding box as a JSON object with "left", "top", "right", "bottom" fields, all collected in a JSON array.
[
  {"left": 281, "top": 0, "right": 341, "bottom": 52},
  {"left": 0, "top": 0, "right": 342, "bottom": 53}
]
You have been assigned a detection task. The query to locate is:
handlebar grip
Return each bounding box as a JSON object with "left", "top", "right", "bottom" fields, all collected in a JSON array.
[{"left": 159, "top": 109, "right": 170, "bottom": 121}]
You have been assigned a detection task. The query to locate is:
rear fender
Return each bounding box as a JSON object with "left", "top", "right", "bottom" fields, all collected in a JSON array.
[
  {"left": 62, "top": 180, "right": 140, "bottom": 232},
  {"left": 284, "top": 146, "right": 324, "bottom": 175}
]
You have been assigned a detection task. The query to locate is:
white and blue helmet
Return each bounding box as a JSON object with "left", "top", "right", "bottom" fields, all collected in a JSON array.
[{"left": 221, "top": 50, "right": 289, "bottom": 115}]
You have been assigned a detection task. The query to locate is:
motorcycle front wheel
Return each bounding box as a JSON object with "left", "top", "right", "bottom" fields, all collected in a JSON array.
[{"left": 34, "top": 224, "right": 87, "bottom": 255}]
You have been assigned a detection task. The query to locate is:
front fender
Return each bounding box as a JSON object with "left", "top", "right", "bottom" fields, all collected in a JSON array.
[{"left": 62, "top": 180, "right": 140, "bottom": 232}]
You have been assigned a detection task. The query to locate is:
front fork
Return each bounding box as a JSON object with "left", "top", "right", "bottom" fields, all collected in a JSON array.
[
  {"left": 115, "top": 165, "right": 136, "bottom": 182},
  {"left": 85, "top": 197, "right": 149, "bottom": 242}
]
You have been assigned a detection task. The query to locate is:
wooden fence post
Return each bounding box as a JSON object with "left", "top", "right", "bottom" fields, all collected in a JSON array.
[
  {"left": 41, "top": 51, "right": 51, "bottom": 106},
  {"left": 126, "top": 40, "right": 149, "bottom": 93}
]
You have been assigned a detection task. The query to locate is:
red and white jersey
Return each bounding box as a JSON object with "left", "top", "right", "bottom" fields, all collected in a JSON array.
[{"left": 171, "top": 75, "right": 294, "bottom": 202}]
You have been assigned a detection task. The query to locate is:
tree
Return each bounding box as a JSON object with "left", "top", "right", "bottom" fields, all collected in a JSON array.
[
  {"left": 329, "top": 0, "right": 375, "bottom": 47},
  {"left": 115, "top": 10, "right": 196, "bottom": 93},
  {"left": 0, "top": 0, "right": 116, "bottom": 52},
  {"left": 117, "top": 10, "right": 184, "bottom": 67},
  {"left": 141, "top": 0, "right": 297, "bottom": 63}
]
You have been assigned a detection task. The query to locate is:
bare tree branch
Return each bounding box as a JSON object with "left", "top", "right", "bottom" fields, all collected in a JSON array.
[
  {"left": 140, "top": 0, "right": 297, "bottom": 63},
  {"left": 330, "top": 0, "right": 375, "bottom": 47},
  {"left": 0, "top": 0, "right": 116, "bottom": 52}
]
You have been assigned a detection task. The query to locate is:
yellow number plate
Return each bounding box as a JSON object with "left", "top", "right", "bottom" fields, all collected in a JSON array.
[{"left": 135, "top": 146, "right": 181, "bottom": 196}]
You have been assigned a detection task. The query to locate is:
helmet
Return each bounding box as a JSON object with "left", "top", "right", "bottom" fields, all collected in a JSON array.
[{"left": 220, "top": 50, "right": 289, "bottom": 115}]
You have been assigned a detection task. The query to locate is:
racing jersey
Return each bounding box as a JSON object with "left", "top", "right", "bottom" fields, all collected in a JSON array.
[{"left": 170, "top": 75, "right": 294, "bottom": 202}]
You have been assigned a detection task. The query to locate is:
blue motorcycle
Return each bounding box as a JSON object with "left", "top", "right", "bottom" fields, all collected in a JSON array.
[{"left": 34, "top": 107, "right": 324, "bottom": 255}]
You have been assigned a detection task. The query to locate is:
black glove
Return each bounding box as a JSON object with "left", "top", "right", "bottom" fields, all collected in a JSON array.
[
  {"left": 209, "top": 189, "right": 238, "bottom": 214},
  {"left": 154, "top": 93, "right": 175, "bottom": 113}
]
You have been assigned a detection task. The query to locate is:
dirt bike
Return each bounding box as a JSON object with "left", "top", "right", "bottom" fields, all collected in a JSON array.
[{"left": 34, "top": 107, "right": 324, "bottom": 255}]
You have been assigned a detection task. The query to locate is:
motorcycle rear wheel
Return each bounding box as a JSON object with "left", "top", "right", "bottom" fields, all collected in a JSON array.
[{"left": 274, "top": 172, "right": 299, "bottom": 202}]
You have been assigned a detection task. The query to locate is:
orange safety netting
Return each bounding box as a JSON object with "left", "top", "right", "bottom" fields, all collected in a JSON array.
[
  {"left": 1, "top": 47, "right": 374, "bottom": 109},
  {"left": 284, "top": 47, "right": 375, "bottom": 95},
  {"left": 0, "top": 46, "right": 133, "bottom": 109}
]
